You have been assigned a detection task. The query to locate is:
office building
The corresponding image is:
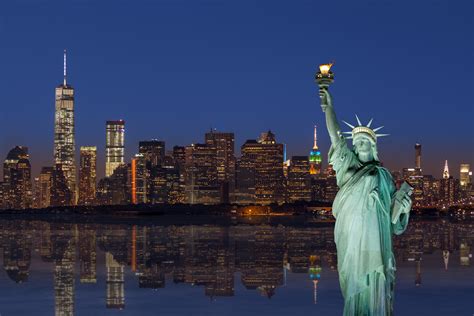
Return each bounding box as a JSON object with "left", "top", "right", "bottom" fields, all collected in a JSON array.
[
  {"left": 106, "top": 120, "right": 125, "bottom": 177},
  {"left": 53, "top": 50, "right": 76, "bottom": 203},
  {"left": 78, "top": 146, "right": 97, "bottom": 205}
]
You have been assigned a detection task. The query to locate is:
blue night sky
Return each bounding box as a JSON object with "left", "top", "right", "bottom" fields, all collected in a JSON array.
[{"left": 0, "top": 0, "right": 472, "bottom": 178}]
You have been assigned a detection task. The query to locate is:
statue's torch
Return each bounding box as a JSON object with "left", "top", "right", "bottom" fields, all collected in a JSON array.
[{"left": 315, "top": 63, "right": 334, "bottom": 107}]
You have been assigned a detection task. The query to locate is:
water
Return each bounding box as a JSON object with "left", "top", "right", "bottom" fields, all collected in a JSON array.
[{"left": 0, "top": 218, "right": 472, "bottom": 315}]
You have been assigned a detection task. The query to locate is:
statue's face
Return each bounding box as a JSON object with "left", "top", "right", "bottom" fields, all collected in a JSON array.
[{"left": 353, "top": 135, "right": 374, "bottom": 162}]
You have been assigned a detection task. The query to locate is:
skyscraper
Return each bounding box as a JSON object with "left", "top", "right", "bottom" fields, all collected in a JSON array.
[
  {"left": 237, "top": 131, "right": 285, "bottom": 205},
  {"left": 78, "top": 147, "right": 97, "bottom": 205},
  {"left": 443, "top": 160, "right": 450, "bottom": 179},
  {"left": 139, "top": 140, "right": 165, "bottom": 168},
  {"left": 131, "top": 154, "right": 147, "bottom": 204},
  {"left": 287, "top": 156, "right": 311, "bottom": 202},
  {"left": 415, "top": 143, "right": 422, "bottom": 169},
  {"left": 309, "top": 125, "right": 322, "bottom": 176},
  {"left": 38, "top": 167, "right": 54, "bottom": 208},
  {"left": 460, "top": 164, "right": 471, "bottom": 189},
  {"left": 3, "top": 146, "right": 32, "bottom": 209},
  {"left": 51, "top": 164, "right": 73, "bottom": 207},
  {"left": 205, "top": 130, "right": 235, "bottom": 203},
  {"left": 440, "top": 161, "right": 458, "bottom": 205},
  {"left": 106, "top": 120, "right": 125, "bottom": 177},
  {"left": 184, "top": 143, "right": 219, "bottom": 204},
  {"left": 53, "top": 50, "right": 76, "bottom": 204},
  {"left": 403, "top": 168, "right": 424, "bottom": 206}
]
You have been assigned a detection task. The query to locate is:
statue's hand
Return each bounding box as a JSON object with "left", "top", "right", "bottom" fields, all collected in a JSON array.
[
  {"left": 399, "top": 193, "right": 412, "bottom": 214},
  {"left": 319, "top": 89, "right": 333, "bottom": 113}
]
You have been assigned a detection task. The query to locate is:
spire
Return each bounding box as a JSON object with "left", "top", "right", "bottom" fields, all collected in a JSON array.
[
  {"left": 313, "top": 125, "right": 318, "bottom": 150},
  {"left": 443, "top": 160, "right": 450, "bottom": 179},
  {"left": 63, "top": 49, "right": 67, "bottom": 86}
]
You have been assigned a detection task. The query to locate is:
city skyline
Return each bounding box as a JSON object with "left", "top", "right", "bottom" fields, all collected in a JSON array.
[{"left": 0, "top": 1, "right": 472, "bottom": 179}]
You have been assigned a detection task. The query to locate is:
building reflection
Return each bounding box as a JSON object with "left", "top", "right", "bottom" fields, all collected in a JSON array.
[{"left": 0, "top": 218, "right": 472, "bottom": 314}]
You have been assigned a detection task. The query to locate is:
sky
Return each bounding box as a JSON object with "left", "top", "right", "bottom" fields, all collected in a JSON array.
[{"left": 0, "top": 0, "right": 473, "bottom": 179}]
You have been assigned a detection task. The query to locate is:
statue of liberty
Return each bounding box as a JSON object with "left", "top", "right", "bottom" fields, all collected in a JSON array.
[{"left": 317, "top": 65, "right": 413, "bottom": 315}]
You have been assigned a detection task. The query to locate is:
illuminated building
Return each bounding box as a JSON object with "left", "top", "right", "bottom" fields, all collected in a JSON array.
[
  {"left": 106, "top": 252, "right": 125, "bottom": 309},
  {"left": 309, "top": 125, "right": 322, "bottom": 177},
  {"left": 415, "top": 143, "right": 422, "bottom": 168},
  {"left": 78, "top": 146, "right": 97, "bottom": 205},
  {"left": 443, "top": 160, "right": 450, "bottom": 179},
  {"left": 403, "top": 168, "right": 424, "bottom": 206},
  {"left": 205, "top": 130, "right": 236, "bottom": 203},
  {"left": 38, "top": 167, "right": 53, "bottom": 208},
  {"left": 235, "top": 156, "right": 256, "bottom": 204},
  {"left": 148, "top": 156, "right": 184, "bottom": 204},
  {"left": 139, "top": 140, "right": 165, "bottom": 168},
  {"left": 97, "top": 164, "right": 130, "bottom": 205},
  {"left": 184, "top": 143, "right": 219, "bottom": 204},
  {"left": 172, "top": 146, "right": 186, "bottom": 170},
  {"left": 460, "top": 164, "right": 471, "bottom": 189},
  {"left": 287, "top": 156, "right": 311, "bottom": 202},
  {"left": 237, "top": 131, "right": 285, "bottom": 205},
  {"left": 3, "top": 146, "right": 32, "bottom": 209},
  {"left": 53, "top": 50, "right": 76, "bottom": 203},
  {"left": 131, "top": 154, "right": 147, "bottom": 204},
  {"left": 106, "top": 120, "right": 125, "bottom": 177},
  {"left": 440, "top": 161, "right": 459, "bottom": 206},
  {"left": 51, "top": 164, "right": 73, "bottom": 206},
  {"left": 422, "top": 175, "right": 439, "bottom": 206}
]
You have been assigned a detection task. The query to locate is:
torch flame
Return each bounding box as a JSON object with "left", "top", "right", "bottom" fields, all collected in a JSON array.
[{"left": 319, "top": 63, "right": 333, "bottom": 75}]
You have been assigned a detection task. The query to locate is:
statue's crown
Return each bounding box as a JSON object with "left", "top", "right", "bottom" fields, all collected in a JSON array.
[{"left": 342, "top": 115, "right": 389, "bottom": 143}]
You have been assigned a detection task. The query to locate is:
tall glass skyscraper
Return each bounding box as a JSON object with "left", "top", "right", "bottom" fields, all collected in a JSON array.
[
  {"left": 53, "top": 50, "right": 76, "bottom": 203},
  {"left": 105, "top": 120, "right": 125, "bottom": 177}
]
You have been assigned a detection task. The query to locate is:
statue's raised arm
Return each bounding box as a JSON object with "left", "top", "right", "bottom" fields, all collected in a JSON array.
[{"left": 320, "top": 89, "right": 342, "bottom": 145}]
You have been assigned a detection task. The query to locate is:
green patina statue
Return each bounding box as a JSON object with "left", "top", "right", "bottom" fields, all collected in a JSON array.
[{"left": 320, "top": 88, "right": 413, "bottom": 315}]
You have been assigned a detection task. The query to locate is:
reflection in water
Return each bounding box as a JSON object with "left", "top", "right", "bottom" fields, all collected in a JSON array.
[{"left": 0, "top": 219, "right": 472, "bottom": 315}]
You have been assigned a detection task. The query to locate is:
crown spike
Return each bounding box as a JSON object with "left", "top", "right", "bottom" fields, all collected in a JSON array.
[
  {"left": 355, "top": 114, "right": 362, "bottom": 126},
  {"left": 373, "top": 126, "right": 384, "bottom": 132},
  {"left": 342, "top": 131, "right": 352, "bottom": 134},
  {"left": 367, "top": 118, "right": 373, "bottom": 127},
  {"left": 346, "top": 136, "right": 353, "bottom": 139},
  {"left": 376, "top": 134, "right": 390, "bottom": 137},
  {"left": 342, "top": 120, "right": 355, "bottom": 129}
]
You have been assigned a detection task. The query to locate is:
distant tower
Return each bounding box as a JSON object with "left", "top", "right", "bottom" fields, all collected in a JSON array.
[
  {"left": 53, "top": 50, "right": 76, "bottom": 203},
  {"left": 105, "top": 120, "right": 125, "bottom": 177},
  {"left": 443, "top": 160, "right": 450, "bottom": 179},
  {"left": 415, "top": 143, "right": 421, "bottom": 169},
  {"left": 309, "top": 125, "right": 322, "bottom": 176}
]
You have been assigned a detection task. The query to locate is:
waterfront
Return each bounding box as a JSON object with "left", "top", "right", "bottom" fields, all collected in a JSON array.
[{"left": 0, "top": 217, "right": 472, "bottom": 315}]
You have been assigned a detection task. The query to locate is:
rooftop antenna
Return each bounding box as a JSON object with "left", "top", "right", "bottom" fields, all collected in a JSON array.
[{"left": 63, "top": 49, "right": 67, "bottom": 86}]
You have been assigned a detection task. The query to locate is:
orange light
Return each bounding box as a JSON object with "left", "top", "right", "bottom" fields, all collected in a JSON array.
[{"left": 131, "top": 158, "right": 137, "bottom": 204}]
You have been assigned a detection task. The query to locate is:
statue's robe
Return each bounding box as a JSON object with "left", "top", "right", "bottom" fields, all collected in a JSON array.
[{"left": 329, "top": 136, "right": 409, "bottom": 316}]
